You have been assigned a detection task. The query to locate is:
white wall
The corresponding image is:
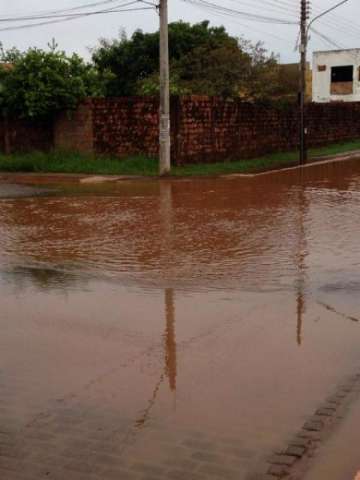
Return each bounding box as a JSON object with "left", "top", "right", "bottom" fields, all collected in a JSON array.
[{"left": 313, "top": 49, "right": 360, "bottom": 103}]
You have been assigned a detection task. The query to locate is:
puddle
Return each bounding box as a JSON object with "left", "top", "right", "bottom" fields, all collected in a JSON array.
[
  {"left": 0, "top": 183, "right": 56, "bottom": 198},
  {"left": 1, "top": 158, "right": 360, "bottom": 478}
]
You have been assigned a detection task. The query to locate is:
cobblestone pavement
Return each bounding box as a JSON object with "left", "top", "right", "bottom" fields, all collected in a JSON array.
[
  {"left": 299, "top": 382, "right": 360, "bottom": 480},
  {"left": 0, "top": 357, "right": 270, "bottom": 480}
]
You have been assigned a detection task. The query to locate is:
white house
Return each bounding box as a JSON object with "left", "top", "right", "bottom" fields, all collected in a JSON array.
[{"left": 312, "top": 49, "right": 360, "bottom": 103}]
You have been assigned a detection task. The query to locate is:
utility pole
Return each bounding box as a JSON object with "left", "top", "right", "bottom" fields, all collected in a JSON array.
[
  {"left": 299, "top": 0, "right": 350, "bottom": 165},
  {"left": 299, "top": 0, "right": 310, "bottom": 165},
  {"left": 159, "top": 0, "right": 171, "bottom": 175}
]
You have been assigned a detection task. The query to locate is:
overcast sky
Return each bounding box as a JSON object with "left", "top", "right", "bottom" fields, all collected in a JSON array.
[{"left": 0, "top": 0, "right": 359, "bottom": 64}]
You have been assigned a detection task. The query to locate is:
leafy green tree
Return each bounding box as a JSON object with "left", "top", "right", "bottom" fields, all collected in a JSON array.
[
  {"left": 92, "top": 20, "right": 282, "bottom": 99},
  {"left": 0, "top": 42, "right": 110, "bottom": 118}
]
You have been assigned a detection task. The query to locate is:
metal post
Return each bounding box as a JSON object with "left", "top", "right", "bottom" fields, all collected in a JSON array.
[
  {"left": 159, "top": 0, "right": 171, "bottom": 176},
  {"left": 299, "top": 0, "right": 309, "bottom": 165}
]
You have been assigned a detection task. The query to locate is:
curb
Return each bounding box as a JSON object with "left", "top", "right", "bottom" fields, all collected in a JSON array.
[{"left": 249, "top": 372, "right": 360, "bottom": 479}]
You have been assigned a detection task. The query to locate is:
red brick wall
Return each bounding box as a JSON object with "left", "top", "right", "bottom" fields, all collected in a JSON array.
[
  {"left": 176, "top": 97, "right": 298, "bottom": 163},
  {"left": 88, "top": 97, "right": 360, "bottom": 164},
  {"left": 92, "top": 97, "right": 160, "bottom": 157},
  {"left": 307, "top": 102, "right": 360, "bottom": 147},
  {"left": 175, "top": 97, "right": 360, "bottom": 164},
  {"left": 0, "top": 117, "right": 53, "bottom": 154},
  {"left": 54, "top": 101, "right": 93, "bottom": 154},
  {"left": 2, "top": 97, "right": 360, "bottom": 164}
]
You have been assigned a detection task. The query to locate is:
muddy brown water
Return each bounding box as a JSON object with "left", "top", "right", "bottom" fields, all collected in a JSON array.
[{"left": 1, "top": 160, "right": 360, "bottom": 479}]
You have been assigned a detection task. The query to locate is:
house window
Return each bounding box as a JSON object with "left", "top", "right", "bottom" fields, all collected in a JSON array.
[{"left": 331, "top": 65, "right": 354, "bottom": 95}]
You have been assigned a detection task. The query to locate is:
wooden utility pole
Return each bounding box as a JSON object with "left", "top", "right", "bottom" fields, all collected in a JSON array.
[
  {"left": 299, "top": 0, "right": 309, "bottom": 165},
  {"left": 159, "top": 0, "right": 171, "bottom": 175},
  {"left": 299, "top": 0, "right": 350, "bottom": 165}
]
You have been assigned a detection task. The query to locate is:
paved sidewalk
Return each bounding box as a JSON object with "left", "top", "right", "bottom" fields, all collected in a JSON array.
[{"left": 302, "top": 395, "right": 360, "bottom": 480}]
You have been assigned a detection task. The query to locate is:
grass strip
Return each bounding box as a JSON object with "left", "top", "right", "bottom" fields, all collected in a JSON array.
[{"left": 0, "top": 139, "right": 359, "bottom": 177}]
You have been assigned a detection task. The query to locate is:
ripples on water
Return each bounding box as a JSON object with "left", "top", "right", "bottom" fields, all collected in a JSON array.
[{"left": 1, "top": 160, "right": 360, "bottom": 297}]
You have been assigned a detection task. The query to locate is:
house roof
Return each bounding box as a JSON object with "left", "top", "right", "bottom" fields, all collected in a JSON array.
[{"left": 0, "top": 63, "right": 14, "bottom": 71}]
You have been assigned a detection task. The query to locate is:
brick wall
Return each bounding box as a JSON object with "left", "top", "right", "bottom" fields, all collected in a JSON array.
[
  {"left": 92, "top": 97, "right": 160, "bottom": 158},
  {"left": 176, "top": 97, "right": 298, "bottom": 163},
  {"left": 3, "top": 97, "right": 360, "bottom": 164},
  {"left": 54, "top": 101, "right": 94, "bottom": 154},
  {"left": 0, "top": 117, "right": 53, "bottom": 154},
  {"left": 175, "top": 97, "right": 360, "bottom": 164},
  {"left": 307, "top": 102, "right": 360, "bottom": 147},
  {"left": 88, "top": 97, "right": 360, "bottom": 165}
]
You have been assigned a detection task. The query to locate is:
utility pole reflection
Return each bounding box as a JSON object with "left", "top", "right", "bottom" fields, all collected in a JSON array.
[
  {"left": 134, "top": 288, "right": 178, "bottom": 428},
  {"left": 296, "top": 167, "right": 308, "bottom": 346},
  {"left": 164, "top": 288, "right": 177, "bottom": 393}
]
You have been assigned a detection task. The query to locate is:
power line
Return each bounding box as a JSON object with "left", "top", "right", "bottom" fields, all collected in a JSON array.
[
  {"left": 181, "top": 0, "right": 299, "bottom": 24},
  {"left": 226, "top": 0, "right": 300, "bottom": 17},
  {"left": 310, "top": 27, "right": 345, "bottom": 50},
  {"left": 0, "top": 0, "right": 125, "bottom": 19},
  {"left": 0, "top": 3, "right": 154, "bottom": 33},
  {"left": 0, "top": 1, "right": 152, "bottom": 23}
]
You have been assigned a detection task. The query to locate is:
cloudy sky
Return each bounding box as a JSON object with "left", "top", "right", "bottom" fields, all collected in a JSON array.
[{"left": 0, "top": 0, "right": 359, "bottom": 64}]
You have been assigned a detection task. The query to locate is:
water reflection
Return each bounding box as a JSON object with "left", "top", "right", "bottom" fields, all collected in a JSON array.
[
  {"left": 1, "top": 160, "right": 360, "bottom": 479},
  {"left": 318, "top": 301, "right": 359, "bottom": 323},
  {"left": 296, "top": 169, "right": 309, "bottom": 347},
  {"left": 164, "top": 288, "right": 177, "bottom": 393},
  {"left": 135, "top": 288, "right": 177, "bottom": 428},
  {"left": 0, "top": 160, "right": 359, "bottom": 296},
  {"left": 0, "top": 265, "right": 87, "bottom": 293}
]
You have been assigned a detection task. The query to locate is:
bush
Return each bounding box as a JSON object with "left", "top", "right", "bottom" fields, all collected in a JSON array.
[{"left": 0, "top": 42, "right": 109, "bottom": 119}]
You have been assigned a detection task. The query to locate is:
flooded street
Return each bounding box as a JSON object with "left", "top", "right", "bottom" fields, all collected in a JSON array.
[{"left": 1, "top": 159, "right": 360, "bottom": 479}]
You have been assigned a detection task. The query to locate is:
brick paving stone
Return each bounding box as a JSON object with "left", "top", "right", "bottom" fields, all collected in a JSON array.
[
  {"left": 51, "top": 470, "right": 96, "bottom": 480},
  {"left": 339, "top": 385, "right": 353, "bottom": 393},
  {"left": 297, "top": 430, "right": 322, "bottom": 441},
  {"left": 0, "top": 434, "right": 15, "bottom": 446},
  {"left": 182, "top": 439, "right": 215, "bottom": 451},
  {"left": 303, "top": 420, "right": 324, "bottom": 432},
  {"left": 289, "top": 437, "right": 308, "bottom": 448},
  {"left": 268, "top": 464, "right": 289, "bottom": 477},
  {"left": 164, "top": 458, "right": 198, "bottom": 471},
  {"left": 167, "top": 470, "right": 206, "bottom": 480},
  {"left": 0, "top": 445, "right": 25, "bottom": 459},
  {"left": 245, "top": 474, "right": 278, "bottom": 480},
  {"left": 131, "top": 462, "right": 165, "bottom": 476},
  {"left": 63, "top": 460, "right": 99, "bottom": 475},
  {"left": 102, "top": 467, "right": 140, "bottom": 480},
  {"left": 315, "top": 408, "right": 333, "bottom": 417},
  {"left": 191, "top": 451, "right": 221, "bottom": 463},
  {"left": 269, "top": 454, "right": 297, "bottom": 467},
  {"left": 289, "top": 436, "right": 309, "bottom": 448},
  {"left": 326, "top": 396, "right": 342, "bottom": 405},
  {"left": 285, "top": 445, "right": 306, "bottom": 458},
  {"left": 222, "top": 447, "right": 255, "bottom": 459},
  {"left": 0, "top": 457, "right": 21, "bottom": 472},
  {"left": 91, "top": 451, "right": 124, "bottom": 466},
  {"left": 198, "top": 463, "right": 240, "bottom": 479}
]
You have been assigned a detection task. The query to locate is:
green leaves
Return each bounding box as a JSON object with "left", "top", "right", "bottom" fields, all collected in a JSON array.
[
  {"left": 92, "top": 20, "right": 284, "bottom": 100},
  {"left": 0, "top": 45, "right": 106, "bottom": 119}
]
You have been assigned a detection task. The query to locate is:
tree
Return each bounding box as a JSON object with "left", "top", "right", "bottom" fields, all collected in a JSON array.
[
  {"left": 0, "top": 42, "right": 109, "bottom": 119},
  {"left": 92, "top": 20, "right": 282, "bottom": 100}
]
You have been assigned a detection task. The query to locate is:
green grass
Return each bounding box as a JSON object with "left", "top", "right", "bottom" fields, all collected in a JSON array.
[
  {"left": 1, "top": 139, "right": 360, "bottom": 177},
  {"left": 0, "top": 151, "right": 159, "bottom": 176},
  {"left": 308, "top": 139, "right": 360, "bottom": 158}
]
